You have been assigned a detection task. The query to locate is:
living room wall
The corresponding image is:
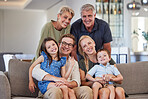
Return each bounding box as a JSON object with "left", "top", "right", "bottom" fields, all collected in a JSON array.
[{"left": 0, "top": 9, "right": 47, "bottom": 54}]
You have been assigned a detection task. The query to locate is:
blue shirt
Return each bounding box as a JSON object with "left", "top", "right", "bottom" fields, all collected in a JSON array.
[
  {"left": 87, "top": 63, "right": 120, "bottom": 84},
  {"left": 70, "top": 18, "right": 112, "bottom": 59}
]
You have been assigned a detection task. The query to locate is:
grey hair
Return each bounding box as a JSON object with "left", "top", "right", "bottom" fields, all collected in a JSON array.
[
  {"left": 80, "top": 4, "right": 96, "bottom": 16},
  {"left": 58, "top": 6, "right": 75, "bottom": 18}
]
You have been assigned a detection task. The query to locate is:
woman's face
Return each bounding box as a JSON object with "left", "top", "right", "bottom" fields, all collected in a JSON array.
[
  {"left": 45, "top": 40, "right": 58, "bottom": 56},
  {"left": 58, "top": 11, "right": 73, "bottom": 28},
  {"left": 80, "top": 37, "right": 96, "bottom": 55}
]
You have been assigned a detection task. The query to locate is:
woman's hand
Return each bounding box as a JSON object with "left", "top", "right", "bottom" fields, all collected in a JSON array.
[{"left": 29, "top": 80, "right": 36, "bottom": 93}]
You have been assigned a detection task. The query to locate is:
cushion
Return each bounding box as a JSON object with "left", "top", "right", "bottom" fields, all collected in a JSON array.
[
  {"left": 117, "top": 61, "right": 148, "bottom": 95},
  {"left": 8, "top": 59, "right": 39, "bottom": 97}
]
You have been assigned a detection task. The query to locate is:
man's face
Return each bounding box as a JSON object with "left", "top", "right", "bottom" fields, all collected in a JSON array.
[
  {"left": 81, "top": 10, "right": 96, "bottom": 29},
  {"left": 59, "top": 37, "right": 74, "bottom": 56}
]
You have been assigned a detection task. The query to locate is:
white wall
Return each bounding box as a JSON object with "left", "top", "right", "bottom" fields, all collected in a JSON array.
[
  {"left": 0, "top": 10, "right": 4, "bottom": 52},
  {"left": 46, "top": 0, "right": 67, "bottom": 22},
  {"left": 0, "top": 9, "right": 47, "bottom": 54},
  {"left": 124, "top": 0, "right": 132, "bottom": 49}
]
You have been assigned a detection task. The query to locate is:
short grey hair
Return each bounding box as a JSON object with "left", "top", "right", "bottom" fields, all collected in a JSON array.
[
  {"left": 80, "top": 4, "right": 96, "bottom": 16},
  {"left": 58, "top": 6, "right": 75, "bottom": 18}
]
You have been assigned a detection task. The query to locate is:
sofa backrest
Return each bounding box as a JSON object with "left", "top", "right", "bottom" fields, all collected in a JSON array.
[
  {"left": 8, "top": 59, "right": 39, "bottom": 97},
  {"left": 116, "top": 61, "right": 148, "bottom": 95}
]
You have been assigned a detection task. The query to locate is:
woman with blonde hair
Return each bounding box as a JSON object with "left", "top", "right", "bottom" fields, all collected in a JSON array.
[
  {"left": 33, "top": 6, "right": 75, "bottom": 61},
  {"left": 78, "top": 35, "right": 125, "bottom": 99}
]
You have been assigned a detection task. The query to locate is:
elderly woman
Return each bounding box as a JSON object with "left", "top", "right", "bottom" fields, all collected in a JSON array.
[
  {"left": 34, "top": 6, "right": 75, "bottom": 61},
  {"left": 78, "top": 35, "right": 125, "bottom": 99}
]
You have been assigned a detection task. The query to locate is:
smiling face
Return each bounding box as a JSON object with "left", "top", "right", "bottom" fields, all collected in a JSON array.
[
  {"left": 45, "top": 40, "right": 58, "bottom": 56},
  {"left": 80, "top": 37, "right": 96, "bottom": 55},
  {"left": 59, "top": 37, "right": 74, "bottom": 56},
  {"left": 58, "top": 11, "right": 73, "bottom": 28},
  {"left": 97, "top": 51, "right": 110, "bottom": 66},
  {"left": 81, "top": 10, "right": 96, "bottom": 30}
]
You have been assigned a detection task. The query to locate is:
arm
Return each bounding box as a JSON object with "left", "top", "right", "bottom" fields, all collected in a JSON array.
[
  {"left": 79, "top": 69, "right": 93, "bottom": 87},
  {"left": 112, "top": 64, "right": 123, "bottom": 84},
  {"left": 103, "top": 42, "right": 111, "bottom": 55},
  {"left": 62, "top": 57, "right": 75, "bottom": 79},
  {"left": 86, "top": 73, "right": 96, "bottom": 82},
  {"left": 29, "top": 56, "right": 43, "bottom": 93},
  {"left": 110, "top": 74, "right": 123, "bottom": 83},
  {"left": 64, "top": 60, "right": 81, "bottom": 88},
  {"left": 32, "top": 64, "right": 67, "bottom": 83},
  {"left": 29, "top": 56, "right": 43, "bottom": 83},
  {"left": 86, "top": 73, "right": 106, "bottom": 84}
]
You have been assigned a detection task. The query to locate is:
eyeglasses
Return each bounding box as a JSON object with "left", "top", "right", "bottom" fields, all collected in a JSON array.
[{"left": 61, "top": 41, "right": 73, "bottom": 47}]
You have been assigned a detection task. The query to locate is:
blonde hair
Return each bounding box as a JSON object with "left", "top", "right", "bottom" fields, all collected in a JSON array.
[
  {"left": 58, "top": 6, "right": 75, "bottom": 18},
  {"left": 80, "top": 4, "right": 96, "bottom": 16},
  {"left": 78, "top": 35, "right": 95, "bottom": 71}
]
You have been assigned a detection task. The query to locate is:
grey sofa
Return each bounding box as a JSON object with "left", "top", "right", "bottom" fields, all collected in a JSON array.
[
  {"left": 0, "top": 59, "right": 39, "bottom": 99},
  {"left": 0, "top": 59, "right": 148, "bottom": 99},
  {"left": 116, "top": 61, "right": 148, "bottom": 99}
]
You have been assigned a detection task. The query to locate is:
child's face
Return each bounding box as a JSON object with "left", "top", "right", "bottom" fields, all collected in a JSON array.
[
  {"left": 45, "top": 40, "right": 58, "bottom": 55},
  {"left": 97, "top": 51, "right": 110, "bottom": 65}
]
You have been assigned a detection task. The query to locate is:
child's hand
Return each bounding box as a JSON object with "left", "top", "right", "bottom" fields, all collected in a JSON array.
[
  {"left": 29, "top": 80, "right": 36, "bottom": 93},
  {"left": 103, "top": 74, "right": 115, "bottom": 81},
  {"left": 103, "top": 74, "right": 111, "bottom": 82},
  {"left": 95, "top": 77, "right": 106, "bottom": 84}
]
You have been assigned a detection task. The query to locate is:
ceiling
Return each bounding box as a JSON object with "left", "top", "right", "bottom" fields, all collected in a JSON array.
[{"left": 0, "top": 0, "right": 62, "bottom": 10}]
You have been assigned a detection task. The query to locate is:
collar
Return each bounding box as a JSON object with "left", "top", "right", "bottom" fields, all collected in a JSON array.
[
  {"left": 100, "top": 62, "right": 110, "bottom": 67},
  {"left": 81, "top": 18, "right": 98, "bottom": 33}
]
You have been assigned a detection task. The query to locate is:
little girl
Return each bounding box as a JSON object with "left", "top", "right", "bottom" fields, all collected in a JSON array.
[{"left": 29, "top": 37, "right": 76, "bottom": 99}]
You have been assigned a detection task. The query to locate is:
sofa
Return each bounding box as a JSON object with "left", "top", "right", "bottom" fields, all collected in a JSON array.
[
  {"left": 116, "top": 61, "right": 148, "bottom": 99},
  {"left": 0, "top": 59, "right": 148, "bottom": 99},
  {"left": 0, "top": 59, "right": 39, "bottom": 99}
]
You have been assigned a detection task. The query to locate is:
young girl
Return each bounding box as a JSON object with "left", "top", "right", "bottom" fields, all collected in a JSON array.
[
  {"left": 86, "top": 49, "right": 124, "bottom": 99},
  {"left": 29, "top": 37, "right": 76, "bottom": 99}
]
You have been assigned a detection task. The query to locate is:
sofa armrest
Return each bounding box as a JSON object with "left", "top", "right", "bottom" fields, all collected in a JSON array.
[{"left": 0, "top": 71, "right": 11, "bottom": 99}]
